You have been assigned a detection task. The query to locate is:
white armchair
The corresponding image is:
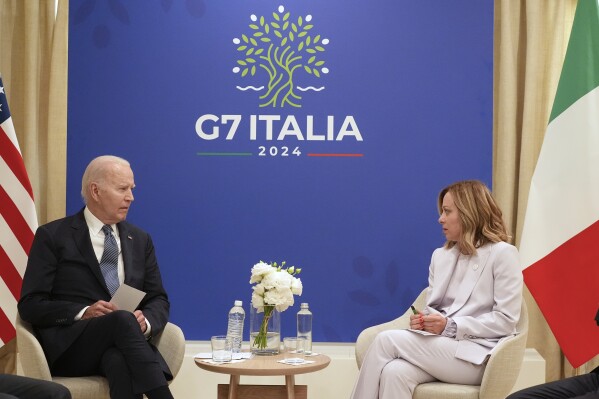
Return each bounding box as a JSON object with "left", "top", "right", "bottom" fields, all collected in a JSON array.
[
  {"left": 16, "top": 314, "right": 185, "bottom": 399},
  {"left": 355, "top": 289, "right": 529, "bottom": 399}
]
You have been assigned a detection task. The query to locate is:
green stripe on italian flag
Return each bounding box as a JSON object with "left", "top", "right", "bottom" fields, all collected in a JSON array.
[{"left": 519, "top": 0, "right": 599, "bottom": 368}]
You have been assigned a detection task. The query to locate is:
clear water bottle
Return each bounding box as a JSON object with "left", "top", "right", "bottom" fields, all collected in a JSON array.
[
  {"left": 226, "top": 300, "right": 245, "bottom": 353},
  {"left": 297, "top": 302, "right": 312, "bottom": 355}
]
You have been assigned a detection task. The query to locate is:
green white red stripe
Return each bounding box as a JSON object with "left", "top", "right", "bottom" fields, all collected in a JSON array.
[{"left": 519, "top": 0, "right": 599, "bottom": 368}]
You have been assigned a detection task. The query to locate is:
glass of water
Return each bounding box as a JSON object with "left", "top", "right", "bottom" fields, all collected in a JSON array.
[
  {"left": 211, "top": 335, "right": 232, "bottom": 363},
  {"left": 283, "top": 337, "right": 305, "bottom": 364}
]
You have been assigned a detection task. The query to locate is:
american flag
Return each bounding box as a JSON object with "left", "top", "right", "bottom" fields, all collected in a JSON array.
[{"left": 0, "top": 76, "right": 38, "bottom": 347}]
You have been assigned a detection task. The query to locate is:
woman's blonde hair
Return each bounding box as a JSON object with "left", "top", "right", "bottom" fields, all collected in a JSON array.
[{"left": 438, "top": 180, "right": 510, "bottom": 255}]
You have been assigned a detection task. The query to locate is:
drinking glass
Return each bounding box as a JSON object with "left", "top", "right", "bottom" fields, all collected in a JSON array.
[
  {"left": 211, "top": 335, "right": 232, "bottom": 363},
  {"left": 283, "top": 337, "right": 305, "bottom": 364}
]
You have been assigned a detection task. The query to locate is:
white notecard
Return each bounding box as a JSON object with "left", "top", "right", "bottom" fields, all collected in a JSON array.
[{"left": 110, "top": 284, "right": 146, "bottom": 312}]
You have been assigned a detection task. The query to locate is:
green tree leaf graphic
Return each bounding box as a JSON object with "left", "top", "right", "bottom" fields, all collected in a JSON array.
[{"left": 233, "top": 6, "right": 330, "bottom": 108}]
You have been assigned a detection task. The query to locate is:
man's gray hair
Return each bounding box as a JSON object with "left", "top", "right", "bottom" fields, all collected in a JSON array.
[{"left": 81, "top": 155, "right": 130, "bottom": 204}]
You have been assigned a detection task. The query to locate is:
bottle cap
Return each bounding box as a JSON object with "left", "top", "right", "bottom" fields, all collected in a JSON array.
[
  {"left": 234, "top": 300, "right": 243, "bottom": 306},
  {"left": 301, "top": 302, "right": 309, "bottom": 308}
]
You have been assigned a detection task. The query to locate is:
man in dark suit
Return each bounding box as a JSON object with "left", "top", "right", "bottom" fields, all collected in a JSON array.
[
  {"left": 0, "top": 374, "right": 71, "bottom": 399},
  {"left": 506, "top": 308, "right": 599, "bottom": 399},
  {"left": 18, "top": 155, "right": 174, "bottom": 399}
]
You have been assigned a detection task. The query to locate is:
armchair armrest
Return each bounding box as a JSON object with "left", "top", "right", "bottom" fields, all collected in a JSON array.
[
  {"left": 16, "top": 314, "right": 52, "bottom": 381},
  {"left": 151, "top": 322, "right": 185, "bottom": 379},
  {"left": 355, "top": 288, "right": 428, "bottom": 368}
]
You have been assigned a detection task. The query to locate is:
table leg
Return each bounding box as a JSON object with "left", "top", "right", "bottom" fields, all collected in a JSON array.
[
  {"left": 285, "top": 375, "right": 295, "bottom": 399},
  {"left": 228, "top": 375, "right": 239, "bottom": 399}
]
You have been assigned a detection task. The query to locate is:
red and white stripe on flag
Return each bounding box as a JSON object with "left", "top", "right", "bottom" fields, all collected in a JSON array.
[
  {"left": 0, "top": 77, "right": 38, "bottom": 347},
  {"left": 519, "top": 0, "right": 599, "bottom": 368}
]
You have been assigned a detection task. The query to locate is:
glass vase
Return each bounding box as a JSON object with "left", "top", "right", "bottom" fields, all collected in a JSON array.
[{"left": 249, "top": 302, "right": 281, "bottom": 355}]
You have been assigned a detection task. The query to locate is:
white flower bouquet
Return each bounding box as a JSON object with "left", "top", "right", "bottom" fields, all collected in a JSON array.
[{"left": 250, "top": 261, "right": 302, "bottom": 350}]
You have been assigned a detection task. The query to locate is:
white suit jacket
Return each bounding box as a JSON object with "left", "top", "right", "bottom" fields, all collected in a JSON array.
[{"left": 423, "top": 241, "right": 523, "bottom": 365}]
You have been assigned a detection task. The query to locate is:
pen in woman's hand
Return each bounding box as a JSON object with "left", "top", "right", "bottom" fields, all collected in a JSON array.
[{"left": 410, "top": 305, "right": 424, "bottom": 330}]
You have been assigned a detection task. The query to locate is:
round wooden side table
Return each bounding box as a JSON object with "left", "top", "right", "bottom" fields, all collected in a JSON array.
[{"left": 195, "top": 352, "right": 331, "bottom": 399}]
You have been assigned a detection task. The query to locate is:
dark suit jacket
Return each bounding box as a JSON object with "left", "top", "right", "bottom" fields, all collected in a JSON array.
[{"left": 18, "top": 209, "right": 170, "bottom": 373}]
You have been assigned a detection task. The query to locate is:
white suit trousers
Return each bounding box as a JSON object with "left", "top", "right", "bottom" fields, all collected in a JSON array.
[{"left": 350, "top": 330, "right": 486, "bottom": 399}]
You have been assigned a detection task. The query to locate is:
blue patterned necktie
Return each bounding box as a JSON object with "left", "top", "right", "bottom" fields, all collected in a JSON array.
[{"left": 100, "top": 224, "right": 120, "bottom": 296}]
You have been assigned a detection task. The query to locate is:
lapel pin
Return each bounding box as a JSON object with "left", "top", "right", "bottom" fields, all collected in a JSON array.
[
  {"left": 472, "top": 264, "right": 479, "bottom": 271},
  {"left": 127, "top": 235, "right": 132, "bottom": 240}
]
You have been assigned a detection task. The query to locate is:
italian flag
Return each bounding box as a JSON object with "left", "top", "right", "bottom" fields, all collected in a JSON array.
[{"left": 519, "top": 0, "right": 599, "bottom": 368}]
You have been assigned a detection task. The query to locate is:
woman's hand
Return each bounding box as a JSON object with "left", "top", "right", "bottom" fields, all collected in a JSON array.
[
  {"left": 409, "top": 313, "right": 424, "bottom": 330},
  {"left": 421, "top": 314, "right": 447, "bottom": 335}
]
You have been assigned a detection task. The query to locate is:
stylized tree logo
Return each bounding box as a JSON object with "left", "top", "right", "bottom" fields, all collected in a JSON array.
[{"left": 232, "top": 5, "right": 329, "bottom": 108}]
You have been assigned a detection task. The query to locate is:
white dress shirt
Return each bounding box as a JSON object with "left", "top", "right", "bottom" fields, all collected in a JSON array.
[
  {"left": 84, "top": 207, "right": 125, "bottom": 284},
  {"left": 75, "top": 207, "right": 152, "bottom": 337}
]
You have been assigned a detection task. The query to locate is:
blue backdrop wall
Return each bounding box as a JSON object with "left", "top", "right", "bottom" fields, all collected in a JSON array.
[{"left": 66, "top": 0, "right": 493, "bottom": 342}]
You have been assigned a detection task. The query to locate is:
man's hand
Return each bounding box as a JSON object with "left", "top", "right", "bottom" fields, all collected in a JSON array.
[
  {"left": 82, "top": 300, "right": 118, "bottom": 319},
  {"left": 134, "top": 310, "right": 148, "bottom": 333}
]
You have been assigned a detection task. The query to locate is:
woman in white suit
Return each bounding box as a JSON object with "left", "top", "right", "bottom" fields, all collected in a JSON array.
[{"left": 350, "top": 180, "right": 523, "bottom": 399}]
